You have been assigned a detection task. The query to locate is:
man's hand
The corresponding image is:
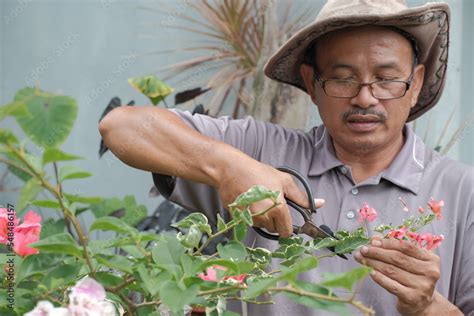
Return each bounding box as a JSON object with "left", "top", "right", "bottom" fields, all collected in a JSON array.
[
  {"left": 217, "top": 159, "right": 323, "bottom": 238},
  {"left": 354, "top": 236, "right": 441, "bottom": 315}
]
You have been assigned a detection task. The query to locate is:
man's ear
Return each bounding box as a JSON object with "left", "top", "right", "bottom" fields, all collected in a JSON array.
[
  {"left": 410, "top": 64, "right": 425, "bottom": 108},
  {"left": 300, "top": 63, "right": 317, "bottom": 103}
]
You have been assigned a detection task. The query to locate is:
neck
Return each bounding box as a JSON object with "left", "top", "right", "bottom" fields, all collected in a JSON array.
[{"left": 333, "top": 131, "right": 405, "bottom": 184}]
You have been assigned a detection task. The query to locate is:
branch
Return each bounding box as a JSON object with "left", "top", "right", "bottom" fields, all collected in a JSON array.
[
  {"left": 268, "top": 285, "right": 375, "bottom": 315},
  {"left": 194, "top": 201, "right": 280, "bottom": 255},
  {"left": 5, "top": 145, "right": 96, "bottom": 277}
]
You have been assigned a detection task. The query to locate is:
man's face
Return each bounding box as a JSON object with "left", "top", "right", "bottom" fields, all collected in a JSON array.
[{"left": 300, "top": 25, "right": 425, "bottom": 154}]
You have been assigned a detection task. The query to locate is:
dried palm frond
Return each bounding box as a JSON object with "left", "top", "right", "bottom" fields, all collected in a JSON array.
[{"left": 142, "top": 0, "right": 312, "bottom": 118}]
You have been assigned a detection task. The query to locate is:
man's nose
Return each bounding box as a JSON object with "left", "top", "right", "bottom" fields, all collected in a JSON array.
[{"left": 350, "top": 84, "right": 379, "bottom": 108}]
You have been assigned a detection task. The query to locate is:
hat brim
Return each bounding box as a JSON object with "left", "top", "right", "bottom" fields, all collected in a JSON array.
[{"left": 263, "top": 3, "right": 450, "bottom": 122}]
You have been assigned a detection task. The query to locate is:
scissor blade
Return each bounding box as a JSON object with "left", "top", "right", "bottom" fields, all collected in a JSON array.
[
  {"left": 298, "top": 222, "right": 348, "bottom": 260},
  {"left": 298, "top": 221, "right": 334, "bottom": 239}
]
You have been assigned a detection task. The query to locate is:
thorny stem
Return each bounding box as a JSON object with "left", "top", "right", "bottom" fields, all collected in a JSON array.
[
  {"left": 4, "top": 144, "right": 96, "bottom": 277},
  {"left": 194, "top": 201, "right": 280, "bottom": 255},
  {"left": 53, "top": 162, "right": 74, "bottom": 237}
]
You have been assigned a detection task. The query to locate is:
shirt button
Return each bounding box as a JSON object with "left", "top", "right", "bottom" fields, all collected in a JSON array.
[
  {"left": 340, "top": 166, "right": 347, "bottom": 174},
  {"left": 346, "top": 210, "right": 355, "bottom": 219},
  {"left": 351, "top": 187, "right": 359, "bottom": 195}
]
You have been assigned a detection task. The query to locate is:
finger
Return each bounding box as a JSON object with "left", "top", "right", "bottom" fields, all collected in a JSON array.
[
  {"left": 314, "top": 198, "right": 325, "bottom": 208},
  {"left": 373, "top": 237, "right": 432, "bottom": 261},
  {"left": 271, "top": 204, "right": 293, "bottom": 238},
  {"left": 284, "top": 176, "right": 310, "bottom": 209},
  {"left": 369, "top": 269, "right": 415, "bottom": 304},
  {"left": 356, "top": 244, "right": 429, "bottom": 275},
  {"left": 354, "top": 253, "right": 420, "bottom": 288}
]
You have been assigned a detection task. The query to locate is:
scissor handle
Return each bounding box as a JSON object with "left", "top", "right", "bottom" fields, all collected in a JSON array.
[
  {"left": 253, "top": 167, "right": 315, "bottom": 240},
  {"left": 276, "top": 166, "right": 317, "bottom": 213}
]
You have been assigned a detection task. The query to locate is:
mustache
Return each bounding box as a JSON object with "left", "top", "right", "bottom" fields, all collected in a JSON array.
[{"left": 342, "top": 108, "right": 387, "bottom": 123}]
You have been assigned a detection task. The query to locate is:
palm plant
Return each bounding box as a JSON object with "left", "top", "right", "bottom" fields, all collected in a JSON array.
[{"left": 140, "top": 0, "right": 314, "bottom": 127}]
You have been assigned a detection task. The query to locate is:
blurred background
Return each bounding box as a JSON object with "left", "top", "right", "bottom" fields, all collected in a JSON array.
[{"left": 1, "top": 0, "right": 473, "bottom": 232}]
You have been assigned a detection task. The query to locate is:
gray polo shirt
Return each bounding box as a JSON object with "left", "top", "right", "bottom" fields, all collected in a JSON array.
[{"left": 152, "top": 109, "right": 474, "bottom": 315}]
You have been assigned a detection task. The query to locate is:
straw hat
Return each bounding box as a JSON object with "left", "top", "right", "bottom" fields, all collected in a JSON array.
[{"left": 264, "top": 0, "right": 450, "bottom": 121}]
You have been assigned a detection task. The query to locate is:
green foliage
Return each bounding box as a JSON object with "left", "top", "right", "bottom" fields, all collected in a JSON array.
[
  {"left": 14, "top": 87, "right": 77, "bottom": 148},
  {"left": 128, "top": 75, "right": 174, "bottom": 105},
  {"left": 0, "top": 86, "right": 378, "bottom": 315}
]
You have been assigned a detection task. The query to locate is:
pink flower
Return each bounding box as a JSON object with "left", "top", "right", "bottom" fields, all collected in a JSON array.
[
  {"left": 24, "top": 301, "right": 69, "bottom": 316},
  {"left": 13, "top": 210, "right": 42, "bottom": 257},
  {"left": 418, "top": 206, "right": 425, "bottom": 214},
  {"left": 68, "top": 277, "right": 117, "bottom": 315},
  {"left": 357, "top": 203, "right": 377, "bottom": 223},
  {"left": 388, "top": 226, "right": 408, "bottom": 241},
  {"left": 427, "top": 198, "right": 444, "bottom": 220},
  {"left": 14, "top": 230, "right": 40, "bottom": 257},
  {"left": 198, "top": 265, "right": 246, "bottom": 284},
  {"left": 418, "top": 233, "right": 444, "bottom": 251},
  {"left": 0, "top": 207, "right": 19, "bottom": 245}
]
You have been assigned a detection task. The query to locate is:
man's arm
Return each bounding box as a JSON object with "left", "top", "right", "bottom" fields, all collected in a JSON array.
[{"left": 98, "top": 106, "right": 310, "bottom": 237}]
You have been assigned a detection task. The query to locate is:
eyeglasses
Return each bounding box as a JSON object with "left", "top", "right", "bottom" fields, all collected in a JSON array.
[{"left": 313, "top": 70, "right": 414, "bottom": 100}]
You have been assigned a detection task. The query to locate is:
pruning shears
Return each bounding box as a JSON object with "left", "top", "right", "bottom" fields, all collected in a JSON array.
[{"left": 253, "top": 166, "right": 348, "bottom": 260}]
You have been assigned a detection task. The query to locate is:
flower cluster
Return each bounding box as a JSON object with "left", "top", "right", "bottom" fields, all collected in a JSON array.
[
  {"left": 385, "top": 197, "right": 445, "bottom": 250},
  {"left": 26, "top": 277, "right": 119, "bottom": 316},
  {"left": 0, "top": 208, "right": 42, "bottom": 257}
]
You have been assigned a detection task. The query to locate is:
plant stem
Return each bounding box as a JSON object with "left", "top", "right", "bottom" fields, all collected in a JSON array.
[
  {"left": 5, "top": 145, "right": 96, "bottom": 277},
  {"left": 194, "top": 202, "right": 280, "bottom": 255},
  {"left": 267, "top": 285, "right": 375, "bottom": 315}
]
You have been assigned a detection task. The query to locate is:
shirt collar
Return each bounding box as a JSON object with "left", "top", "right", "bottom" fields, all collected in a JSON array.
[{"left": 308, "top": 124, "right": 425, "bottom": 195}]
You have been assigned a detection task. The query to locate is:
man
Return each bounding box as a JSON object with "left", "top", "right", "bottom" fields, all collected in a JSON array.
[{"left": 99, "top": 0, "right": 473, "bottom": 315}]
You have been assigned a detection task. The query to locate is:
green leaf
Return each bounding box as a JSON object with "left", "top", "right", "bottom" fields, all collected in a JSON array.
[
  {"left": 247, "top": 247, "right": 272, "bottom": 269},
  {"left": 58, "top": 165, "right": 92, "bottom": 182},
  {"left": 128, "top": 75, "right": 174, "bottom": 105},
  {"left": 284, "top": 281, "right": 350, "bottom": 316},
  {"left": 89, "top": 196, "right": 147, "bottom": 226},
  {"left": 0, "top": 129, "right": 19, "bottom": 144},
  {"left": 29, "top": 233, "right": 82, "bottom": 258},
  {"left": 217, "top": 213, "right": 227, "bottom": 232},
  {"left": 39, "top": 218, "right": 66, "bottom": 239},
  {"left": 14, "top": 87, "right": 77, "bottom": 148},
  {"left": 172, "top": 213, "right": 208, "bottom": 229},
  {"left": 309, "top": 237, "right": 339, "bottom": 251},
  {"left": 321, "top": 266, "right": 372, "bottom": 291},
  {"left": 152, "top": 234, "right": 185, "bottom": 278},
  {"left": 217, "top": 240, "right": 247, "bottom": 261},
  {"left": 0, "top": 100, "right": 30, "bottom": 122},
  {"left": 43, "top": 262, "right": 82, "bottom": 290},
  {"left": 233, "top": 208, "right": 253, "bottom": 226},
  {"left": 137, "top": 264, "right": 163, "bottom": 296},
  {"left": 279, "top": 256, "right": 318, "bottom": 281},
  {"left": 90, "top": 216, "right": 138, "bottom": 236},
  {"left": 159, "top": 280, "right": 199, "bottom": 314},
  {"left": 63, "top": 193, "right": 102, "bottom": 204},
  {"left": 31, "top": 200, "right": 60, "bottom": 208},
  {"left": 334, "top": 236, "right": 369, "bottom": 254},
  {"left": 233, "top": 221, "right": 247, "bottom": 241},
  {"left": 15, "top": 252, "right": 66, "bottom": 284},
  {"left": 96, "top": 254, "right": 133, "bottom": 274},
  {"left": 177, "top": 224, "right": 202, "bottom": 249},
  {"left": 42, "top": 148, "right": 82, "bottom": 165},
  {"left": 228, "top": 185, "right": 279, "bottom": 208},
  {"left": 18, "top": 177, "right": 42, "bottom": 212},
  {"left": 243, "top": 277, "right": 277, "bottom": 299},
  {"left": 172, "top": 212, "right": 212, "bottom": 236}
]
